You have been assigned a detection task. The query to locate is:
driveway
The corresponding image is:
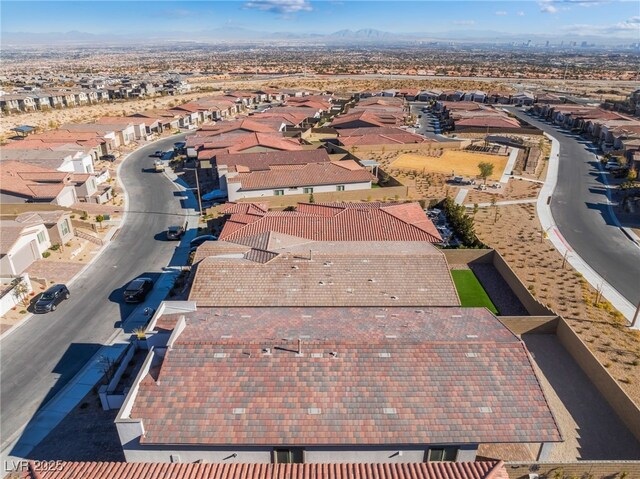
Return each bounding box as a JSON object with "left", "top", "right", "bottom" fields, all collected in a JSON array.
[
  {"left": 507, "top": 108, "right": 640, "bottom": 307},
  {"left": 0, "top": 135, "right": 190, "bottom": 451}
]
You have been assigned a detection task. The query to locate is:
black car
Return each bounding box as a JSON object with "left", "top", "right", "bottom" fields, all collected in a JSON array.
[
  {"left": 34, "top": 284, "right": 70, "bottom": 313},
  {"left": 123, "top": 277, "right": 153, "bottom": 303},
  {"left": 166, "top": 225, "right": 185, "bottom": 240},
  {"left": 100, "top": 154, "right": 117, "bottom": 162},
  {"left": 150, "top": 150, "right": 163, "bottom": 158}
]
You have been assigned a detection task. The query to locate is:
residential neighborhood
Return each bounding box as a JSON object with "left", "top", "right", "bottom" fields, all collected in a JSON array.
[{"left": 1, "top": 2, "right": 640, "bottom": 479}]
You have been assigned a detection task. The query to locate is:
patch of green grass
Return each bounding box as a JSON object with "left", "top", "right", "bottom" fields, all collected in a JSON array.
[{"left": 451, "top": 269, "right": 499, "bottom": 315}]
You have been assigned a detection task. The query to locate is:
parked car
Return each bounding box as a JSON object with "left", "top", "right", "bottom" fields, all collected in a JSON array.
[
  {"left": 604, "top": 161, "right": 620, "bottom": 170},
  {"left": 173, "top": 141, "right": 186, "bottom": 151},
  {"left": 189, "top": 235, "right": 218, "bottom": 251},
  {"left": 150, "top": 150, "right": 163, "bottom": 158},
  {"left": 100, "top": 154, "right": 116, "bottom": 162},
  {"left": 166, "top": 225, "right": 185, "bottom": 240},
  {"left": 34, "top": 284, "right": 70, "bottom": 313},
  {"left": 123, "top": 277, "right": 153, "bottom": 303}
]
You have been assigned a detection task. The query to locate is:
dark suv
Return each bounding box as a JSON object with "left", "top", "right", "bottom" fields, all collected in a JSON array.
[
  {"left": 34, "top": 284, "right": 70, "bottom": 313},
  {"left": 166, "top": 225, "right": 185, "bottom": 240},
  {"left": 123, "top": 277, "right": 153, "bottom": 303}
]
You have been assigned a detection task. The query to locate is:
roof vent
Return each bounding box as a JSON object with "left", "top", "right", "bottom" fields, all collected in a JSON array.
[
  {"left": 346, "top": 288, "right": 354, "bottom": 294},
  {"left": 292, "top": 265, "right": 299, "bottom": 270},
  {"left": 221, "top": 335, "right": 233, "bottom": 339},
  {"left": 213, "top": 353, "right": 227, "bottom": 358},
  {"left": 233, "top": 408, "right": 246, "bottom": 414},
  {"left": 319, "top": 281, "right": 326, "bottom": 285},
  {"left": 385, "top": 335, "right": 397, "bottom": 339},
  {"left": 466, "top": 334, "right": 479, "bottom": 339},
  {"left": 311, "top": 353, "right": 323, "bottom": 358},
  {"left": 375, "top": 314, "right": 386, "bottom": 318},
  {"left": 241, "top": 315, "right": 251, "bottom": 318},
  {"left": 383, "top": 408, "right": 397, "bottom": 415},
  {"left": 368, "top": 278, "right": 376, "bottom": 283},
  {"left": 390, "top": 296, "right": 399, "bottom": 300},
  {"left": 330, "top": 351, "right": 338, "bottom": 358},
  {"left": 466, "top": 352, "right": 479, "bottom": 358},
  {"left": 378, "top": 352, "right": 391, "bottom": 358},
  {"left": 323, "top": 261, "right": 332, "bottom": 266},
  {"left": 308, "top": 408, "right": 322, "bottom": 415},
  {"left": 415, "top": 309, "right": 425, "bottom": 313},
  {"left": 479, "top": 406, "right": 492, "bottom": 413},
  {"left": 451, "top": 314, "right": 462, "bottom": 318},
  {"left": 262, "top": 348, "right": 272, "bottom": 355}
]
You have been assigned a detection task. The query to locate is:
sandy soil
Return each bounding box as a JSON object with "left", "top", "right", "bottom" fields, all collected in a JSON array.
[
  {"left": 474, "top": 203, "right": 640, "bottom": 405},
  {"left": 392, "top": 150, "right": 508, "bottom": 181},
  {"left": 466, "top": 178, "right": 542, "bottom": 204}
]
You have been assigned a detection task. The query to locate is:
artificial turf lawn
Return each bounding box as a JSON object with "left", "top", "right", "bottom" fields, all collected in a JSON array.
[{"left": 451, "top": 269, "right": 499, "bottom": 315}]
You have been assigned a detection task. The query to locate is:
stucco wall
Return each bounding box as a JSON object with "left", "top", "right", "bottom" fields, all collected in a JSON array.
[
  {"left": 506, "top": 460, "right": 640, "bottom": 479},
  {"left": 228, "top": 181, "right": 371, "bottom": 202},
  {"left": 556, "top": 318, "right": 640, "bottom": 444}
]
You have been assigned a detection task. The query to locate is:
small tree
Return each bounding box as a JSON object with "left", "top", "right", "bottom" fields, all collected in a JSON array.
[
  {"left": 478, "top": 161, "right": 494, "bottom": 185},
  {"left": 12, "top": 276, "right": 30, "bottom": 307},
  {"left": 308, "top": 193, "right": 315, "bottom": 203},
  {"left": 95, "top": 214, "right": 105, "bottom": 229}
]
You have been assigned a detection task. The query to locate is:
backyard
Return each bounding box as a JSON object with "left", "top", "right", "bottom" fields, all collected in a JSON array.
[
  {"left": 451, "top": 269, "right": 499, "bottom": 314},
  {"left": 391, "top": 150, "right": 508, "bottom": 180}
]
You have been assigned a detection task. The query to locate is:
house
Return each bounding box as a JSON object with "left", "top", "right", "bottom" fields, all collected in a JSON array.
[
  {"left": 417, "top": 89, "right": 444, "bottom": 102},
  {"left": 15, "top": 210, "right": 74, "bottom": 246},
  {"left": 0, "top": 161, "right": 77, "bottom": 206},
  {"left": 188, "top": 240, "right": 459, "bottom": 307},
  {"left": 17, "top": 460, "right": 510, "bottom": 479},
  {"left": 71, "top": 173, "right": 113, "bottom": 204},
  {"left": 511, "top": 91, "right": 535, "bottom": 106},
  {"left": 330, "top": 110, "right": 403, "bottom": 129},
  {"left": 0, "top": 218, "right": 51, "bottom": 275},
  {"left": 225, "top": 160, "right": 373, "bottom": 202},
  {"left": 219, "top": 201, "right": 442, "bottom": 243},
  {"left": 95, "top": 117, "right": 147, "bottom": 141},
  {"left": 1, "top": 148, "right": 95, "bottom": 174},
  {"left": 197, "top": 133, "right": 303, "bottom": 161},
  {"left": 336, "top": 126, "right": 434, "bottom": 147},
  {"left": 214, "top": 149, "right": 331, "bottom": 194},
  {"left": 463, "top": 91, "right": 487, "bottom": 103},
  {"left": 115, "top": 305, "right": 561, "bottom": 462}
]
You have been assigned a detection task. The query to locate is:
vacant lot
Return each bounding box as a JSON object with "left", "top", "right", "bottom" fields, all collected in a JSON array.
[{"left": 392, "top": 150, "right": 508, "bottom": 180}]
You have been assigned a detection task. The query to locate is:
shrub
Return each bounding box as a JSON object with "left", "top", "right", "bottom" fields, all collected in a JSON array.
[
  {"left": 42, "top": 251, "right": 51, "bottom": 258},
  {"left": 49, "top": 243, "right": 60, "bottom": 251}
]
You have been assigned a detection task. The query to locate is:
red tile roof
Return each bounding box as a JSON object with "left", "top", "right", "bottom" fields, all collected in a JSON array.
[
  {"left": 20, "top": 461, "right": 508, "bottom": 479},
  {"left": 198, "top": 133, "right": 303, "bottom": 159},
  {"left": 227, "top": 160, "right": 373, "bottom": 191},
  {"left": 216, "top": 149, "right": 330, "bottom": 172},
  {"left": 455, "top": 116, "right": 521, "bottom": 129},
  {"left": 127, "top": 306, "right": 560, "bottom": 446},
  {"left": 219, "top": 202, "right": 442, "bottom": 243}
]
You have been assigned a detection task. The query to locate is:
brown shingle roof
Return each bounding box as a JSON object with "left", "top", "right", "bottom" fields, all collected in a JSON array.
[
  {"left": 188, "top": 240, "right": 459, "bottom": 307},
  {"left": 0, "top": 161, "right": 69, "bottom": 199},
  {"left": 219, "top": 202, "right": 442, "bottom": 243},
  {"left": 127, "top": 306, "right": 560, "bottom": 446},
  {"left": 21, "top": 461, "right": 509, "bottom": 479}
]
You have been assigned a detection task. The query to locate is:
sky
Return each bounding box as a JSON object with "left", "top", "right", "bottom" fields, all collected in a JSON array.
[{"left": 2, "top": 0, "right": 639, "bottom": 39}]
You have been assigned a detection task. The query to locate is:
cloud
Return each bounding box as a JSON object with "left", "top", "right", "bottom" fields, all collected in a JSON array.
[
  {"left": 539, "top": 1, "right": 559, "bottom": 13},
  {"left": 153, "top": 8, "right": 195, "bottom": 18},
  {"left": 453, "top": 20, "right": 476, "bottom": 25},
  {"left": 495, "top": 11, "right": 508, "bottom": 16},
  {"left": 616, "top": 15, "right": 640, "bottom": 30},
  {"left": 243, "top": 0, "right": 312, "bottom": 14},
  {"left": 517, "top": 11, "right": 525, "bottom": 16}
]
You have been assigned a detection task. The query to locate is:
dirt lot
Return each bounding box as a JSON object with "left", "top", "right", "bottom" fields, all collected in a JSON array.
[
  {"left": 392, "top": 150, "right": 508, "bottom": 181},
  {"left": 474, "top": 203, "right": 640, "bottom": 405}
]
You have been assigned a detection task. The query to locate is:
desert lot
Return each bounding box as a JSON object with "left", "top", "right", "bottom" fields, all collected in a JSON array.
[{"left": 391, "top": 150, "right": 508, "bottom": 180}]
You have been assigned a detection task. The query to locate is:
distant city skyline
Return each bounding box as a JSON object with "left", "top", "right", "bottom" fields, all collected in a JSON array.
[{"left": 2, "top": 0, "right": 639, "bottom": 41}]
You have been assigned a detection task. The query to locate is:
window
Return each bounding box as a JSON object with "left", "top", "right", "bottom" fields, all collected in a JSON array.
[
  {"left": 36, "top": 231, "right": 46, "bottom": 244},
  {"left": 274, "top": 190, "right": 284, "bottom": 196},
  {"left": 61, "top": 219, "right": 70, "bottom": 236},
  {"left": 336, "top": 185, "right": 345, "bottom": 191},
  {"left": 273, "top": 448, "right": 304, "bottom": 464},
  {"left": 427, "top": 447, "right": 458, "bottom": 462},
  {"left": 303, "top": 187, "right": 314, "bottom": 194}
]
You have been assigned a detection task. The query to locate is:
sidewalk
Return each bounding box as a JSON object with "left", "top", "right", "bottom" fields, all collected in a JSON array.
[
  {"left": 465, "top": 198, "right": 537, "bottom": 208},
  {"left": 1, "top": 135, "right": 199, "bottom": 462},
  {"left": 538, "top": 132, "right": 637, "bottom": 326},
  {"left": 500, "top": 147, "right": 519, "bottom": 184}
]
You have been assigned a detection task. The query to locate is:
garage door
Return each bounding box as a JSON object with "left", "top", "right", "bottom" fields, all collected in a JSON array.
[{"left": 11, "top": 241, "right": 38, "bottom": 274}]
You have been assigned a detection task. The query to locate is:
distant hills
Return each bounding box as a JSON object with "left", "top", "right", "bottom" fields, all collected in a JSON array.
[{"left": 2, "top": 27, "right": 634, "bottom": 47}]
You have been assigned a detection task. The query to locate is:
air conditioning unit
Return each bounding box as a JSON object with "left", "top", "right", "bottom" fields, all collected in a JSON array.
[{"left": 529, "top": 474, "right": 539, "bottom": 479}]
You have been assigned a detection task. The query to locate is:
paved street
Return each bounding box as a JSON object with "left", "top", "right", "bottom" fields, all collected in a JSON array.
[
  {"left": 507, "top": 108, "right": 640, "bottom": 306},
  {"left": 0, "top": 135, "right": 188, "bottom": 451}
]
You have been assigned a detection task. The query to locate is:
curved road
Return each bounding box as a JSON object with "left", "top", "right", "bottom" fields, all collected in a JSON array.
[
  {"left": 0, "top": 135, "right": 189, "bottom": 449},
  {"left": 508, "top": 108, "right": 640, "bottom": 307}
]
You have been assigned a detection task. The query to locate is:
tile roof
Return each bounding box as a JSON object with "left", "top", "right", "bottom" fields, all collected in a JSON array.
[
  {"left": 0, "top": 160, "right": 69, "bottom": 199},
  {"left": 216, "top": 149, "right": 331, "bottom": 173},
  {"left": 219, "top": 202, "right": 442, "bottom": 243},
  {"left": 0, "top": 221, "right": 28, "bottom": 254},
  {"left": 188, "top": 240, "right": 459, "bottom": 307},
  {"left": 198, "top": 133, "right": 303, "bottom": 159},
  {"left": 20, "top": 461, "right": 508, "bottom": 479},
  {"left": 127, "top": 306, "right": 560, "bottom": 446},
  {"left": 15, "top": 210, "right": 67, "bottom": 225},
  {"left": 455, "top": 116, "right": 521, "bottom": 129},
  {"left": 227, "top": 160, "right": 373, "bottom": 191}
]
